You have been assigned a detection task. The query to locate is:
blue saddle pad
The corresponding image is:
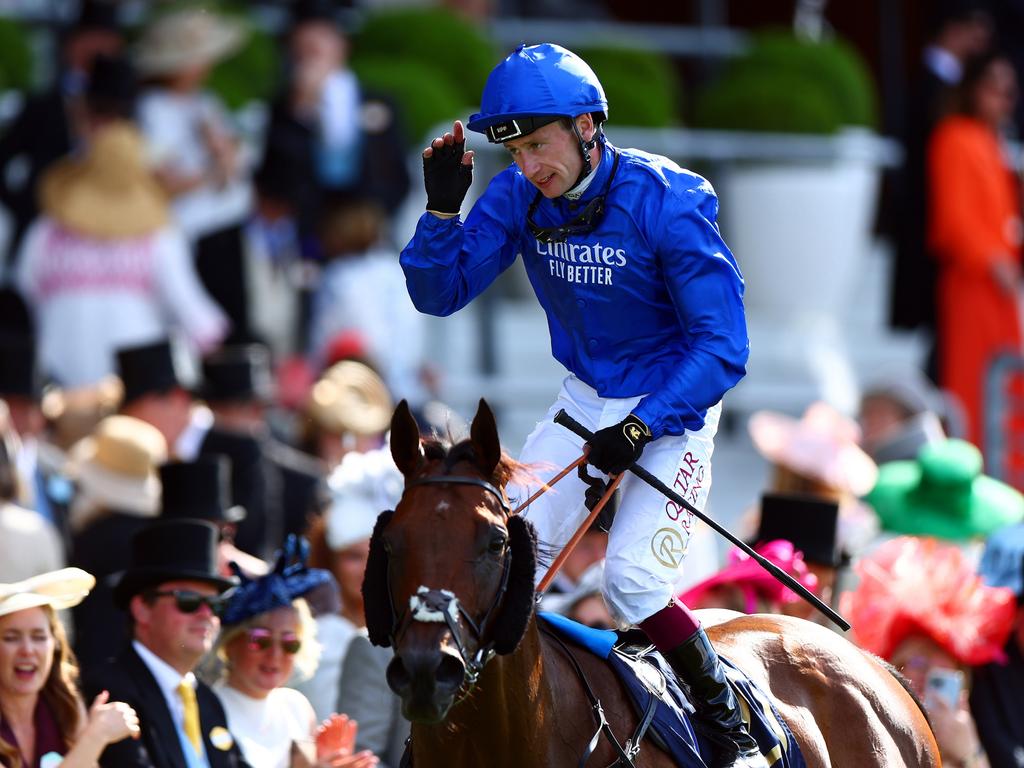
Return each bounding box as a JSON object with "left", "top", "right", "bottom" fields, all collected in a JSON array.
[{"left": 538, "top": 612, "right": 807, "bottom": 768}]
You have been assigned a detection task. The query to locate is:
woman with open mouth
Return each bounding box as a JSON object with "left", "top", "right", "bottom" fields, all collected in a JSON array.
[{"left": 0, "top": 567, "right": 139, "bottom": 768}]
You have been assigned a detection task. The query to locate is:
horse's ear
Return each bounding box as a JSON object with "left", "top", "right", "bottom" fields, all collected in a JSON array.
[
  {"left": 470, "top": 398, "right": 501, "bottom": 478},
  {"left": 390, "top": 400, "right": 422, "bottom": 478}
]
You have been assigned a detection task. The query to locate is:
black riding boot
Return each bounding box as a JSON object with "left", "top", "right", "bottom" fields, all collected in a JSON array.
[{"left": 662, "top": 627, "right": 768, "bottom": 768}]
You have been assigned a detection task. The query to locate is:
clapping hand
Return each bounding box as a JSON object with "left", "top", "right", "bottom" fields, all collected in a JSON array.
[
  {"left": 87, "top": 690, "right": 140, "bottom": 745},
  {"left": 315, "top": 714, "right": 378, "bottom": 768}
]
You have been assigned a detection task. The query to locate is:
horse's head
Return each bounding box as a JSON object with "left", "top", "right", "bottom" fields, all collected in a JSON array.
[{"left": 361, "top": 399, "right": 537, "bottom": 724}]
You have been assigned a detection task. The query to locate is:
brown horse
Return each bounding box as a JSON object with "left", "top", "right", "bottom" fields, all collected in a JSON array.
[{"left": 362, "top": 400, "right": 940, "bottom": 768}]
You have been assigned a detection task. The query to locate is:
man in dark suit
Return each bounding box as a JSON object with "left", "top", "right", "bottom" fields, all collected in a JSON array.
[
  {"left": 0, "top": 1, "right": 122, "bottom": 272},
  {"left": 196, "top": 345, "right": 322, "bottom": 558},
  {"left": 82, "top": 519, "right": 247, "bottom": 768}
]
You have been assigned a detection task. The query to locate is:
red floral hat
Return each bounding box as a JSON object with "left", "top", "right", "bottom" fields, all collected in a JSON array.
[{"left": 840, "top": 537, "right": 1017, "bottom": 666}]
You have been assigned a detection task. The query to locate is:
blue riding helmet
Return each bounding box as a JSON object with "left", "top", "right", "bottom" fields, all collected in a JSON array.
[{"left": 467, "top": 43, "right": 608, "bottom": 144}]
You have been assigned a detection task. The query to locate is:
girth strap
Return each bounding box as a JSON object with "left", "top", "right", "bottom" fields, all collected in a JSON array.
[{"left": 539, "top": 622, "right": 657, "bottom": 768}]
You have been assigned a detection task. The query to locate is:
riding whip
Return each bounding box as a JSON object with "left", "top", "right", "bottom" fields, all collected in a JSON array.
[{"left": 553, "top": 409, "right": 851, "bottom": 631}]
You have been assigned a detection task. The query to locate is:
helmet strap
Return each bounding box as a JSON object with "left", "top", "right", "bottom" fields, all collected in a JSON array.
[{"left": 568, "top": 118, "right": 604, "bottom": 193}]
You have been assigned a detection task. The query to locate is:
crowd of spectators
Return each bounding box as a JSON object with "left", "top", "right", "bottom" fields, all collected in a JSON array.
[{"left": 0, "top": 2, "right": 1023, "bottom": 768}]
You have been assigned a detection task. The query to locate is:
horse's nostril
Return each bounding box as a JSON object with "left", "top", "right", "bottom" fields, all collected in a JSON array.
[
  {"left": 386, "top": 656, "right": 412, "bottom": 695},
  {"left": 436, "top": 652, "right": 466, "bottom": 691}
]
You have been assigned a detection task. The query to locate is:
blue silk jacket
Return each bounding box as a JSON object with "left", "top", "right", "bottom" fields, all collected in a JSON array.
[{"left": 400, "top": 142, "right": 749, "bottom": 439}]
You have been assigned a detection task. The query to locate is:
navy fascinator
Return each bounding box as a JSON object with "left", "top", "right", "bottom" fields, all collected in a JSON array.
[{"left": 221, "top": 535, "right": 332, "bottom": 626}]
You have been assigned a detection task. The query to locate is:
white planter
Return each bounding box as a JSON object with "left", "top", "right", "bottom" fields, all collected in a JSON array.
[{"left": 715, "top": 128, "right": 887, "bottom": 414}]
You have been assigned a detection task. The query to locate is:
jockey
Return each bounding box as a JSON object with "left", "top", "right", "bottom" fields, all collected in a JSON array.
[{"left": 400, "top": 43, "right": 759, "bottom": 767}]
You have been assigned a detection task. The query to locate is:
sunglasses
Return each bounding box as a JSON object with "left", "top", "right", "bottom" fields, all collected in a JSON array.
[
  {"left": 246, "top": 628, "right": 301, "bottom": 655},
  {"left": 147, "top": 589, "right": 230, "bottom": 616}
]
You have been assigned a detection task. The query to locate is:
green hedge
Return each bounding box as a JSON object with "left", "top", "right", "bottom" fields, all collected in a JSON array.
[
  {"left": 694, "top": 30, "right": 878, "bottom": 134},
  {"left": 351, "top": 56, "right": 467, "bottom": 144},
  {"left": 351, "top": 8, "right": 495, "bottom": 108},
  {"left": 577, "top": 44, "right": 681, "bottom": 127},
  {"left": 206, "top": 7, "right": 280, "bottom": 110},
  {"left": 0, "top": 17, "right": 34, "bottom": 91}
]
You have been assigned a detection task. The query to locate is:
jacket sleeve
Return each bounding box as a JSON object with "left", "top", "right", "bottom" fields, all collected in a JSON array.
[
  {"left": 632, "top": 180, "right": 749, "bottom": 438},
  {"left": 337, "top": 634, "right": 408, "bottom": 768},
  {"left": 399, "top": 169, "right": 522, "bottom": 317}
]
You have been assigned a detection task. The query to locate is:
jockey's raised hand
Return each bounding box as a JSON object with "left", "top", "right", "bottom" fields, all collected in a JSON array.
[{"left": 423, "top": 120, "right": 474, "bottom": 216}]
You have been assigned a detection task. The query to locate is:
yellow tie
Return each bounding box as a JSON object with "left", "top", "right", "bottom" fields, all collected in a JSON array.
[{"left": 177, "top": 680, "right": 202, "bottom": 754}]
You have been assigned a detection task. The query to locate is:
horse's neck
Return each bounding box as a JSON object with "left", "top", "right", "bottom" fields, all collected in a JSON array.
[{"left": 412, "top": 615, "right": 556, "bottom": 768}]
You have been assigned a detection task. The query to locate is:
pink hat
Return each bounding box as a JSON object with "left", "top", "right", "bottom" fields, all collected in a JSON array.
[
  {"left": 748, "top": 401, "right": 878, "bottom": 496},
  {"left": 679, "top": 540, "right": 818, "bottom": 614}
]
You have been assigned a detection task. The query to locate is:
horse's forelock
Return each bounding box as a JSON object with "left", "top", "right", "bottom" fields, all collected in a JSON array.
[{"left": 414, "top": 438, "right": 525, "bottom": 492}]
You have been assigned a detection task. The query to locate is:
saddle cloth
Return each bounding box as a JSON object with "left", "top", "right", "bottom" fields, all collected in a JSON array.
[{"left": 538, "top": 612, "right": 807, "bottom": 768}]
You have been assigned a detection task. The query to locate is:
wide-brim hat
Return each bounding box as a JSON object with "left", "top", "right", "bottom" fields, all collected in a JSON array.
[
  {"left": 307, "top": 360, "right": 392, "bottom": 437},
  {"left": 112, "top": 519, "right": 237, "bottom": 608},
  {"left": 325, "top": 447, "right": 403, "bottom": 550},
  {"left": 840, "top": 536, "right": 1016, "bottom": 666},
  {"left": 133, "top": 8, "right": 245, "bottom": 77},
  {"left": 868, "top": 439, "right": 1024, "bottom": 540},
  {"left": 67, "top": 415, "right": 167, "bottom": 516},
  {"left": 679, "top": 540, "right": 818, "bottom": 614},
  {"left": 40, "top": 122, "right": 167, "bottom": 239},
  {"left": 749, "top": 401, "right": 878, "bottom": 496},
  {"left": 0, "top": 568, "right": 96, "bottom": 619}
]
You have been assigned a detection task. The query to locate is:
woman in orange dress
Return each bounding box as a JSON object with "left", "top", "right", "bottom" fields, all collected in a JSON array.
[{"left": 928, "top": 51, "right": 1022, "bottom": 449}]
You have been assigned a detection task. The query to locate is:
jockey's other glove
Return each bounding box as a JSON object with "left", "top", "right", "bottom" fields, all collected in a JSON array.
[
  {"left": 424, "top": 138, "right": 473, "bottom": 215},
  {"left": 586, "top": 414, "right": 652, "bottom": 476}
]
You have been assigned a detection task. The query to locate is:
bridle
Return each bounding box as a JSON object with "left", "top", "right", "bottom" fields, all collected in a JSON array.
[{"left": 385, "top": 474, "right": 513, "bottom": 695}]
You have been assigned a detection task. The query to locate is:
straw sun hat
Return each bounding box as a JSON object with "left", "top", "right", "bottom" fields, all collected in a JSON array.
[
  {"left": 68, "top": 415, "right": 168, "bottom": 519},
  {"left": 307, "top": 360, "right": 393, "bottom": 437},
  {"left": 0, "top": 568, "right": 96, "bottom": 620},
  {"left": 133, "top": 8, "right": 245, "bottom": 77},
  {"left": 40, "top": 122, "right": 168, "bottom": 239}
]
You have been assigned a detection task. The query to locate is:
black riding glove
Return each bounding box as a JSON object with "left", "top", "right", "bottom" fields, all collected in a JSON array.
[
  {"left": 424, "top": 138, "right": 473, "bottom": 214},
  {"left": 586, "top": 414, "right": 652, "bottom": 476}
]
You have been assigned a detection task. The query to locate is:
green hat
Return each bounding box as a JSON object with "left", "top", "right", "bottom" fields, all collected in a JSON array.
[{"left": 868, "top": 439, "right": 1024, "bottom": 540}]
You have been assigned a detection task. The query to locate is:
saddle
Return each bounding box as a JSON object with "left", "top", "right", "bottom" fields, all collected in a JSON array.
[{"left": 538, "top": 612, "right": 807, "bottom": 768}]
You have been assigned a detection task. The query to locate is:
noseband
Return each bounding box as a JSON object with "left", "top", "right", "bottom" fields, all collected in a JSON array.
[{"left": 387, "top": 474, "right": 513, "bottom": 693}]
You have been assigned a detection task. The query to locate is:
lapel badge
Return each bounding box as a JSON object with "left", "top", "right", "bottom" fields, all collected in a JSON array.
[{"left": 209, "top": 726, "right": 234, "bottom": 751}]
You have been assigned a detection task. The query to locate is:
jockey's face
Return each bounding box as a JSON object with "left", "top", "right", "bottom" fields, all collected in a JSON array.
[{"left": 503, "top": 114, "right": 596, "bottom": 199}]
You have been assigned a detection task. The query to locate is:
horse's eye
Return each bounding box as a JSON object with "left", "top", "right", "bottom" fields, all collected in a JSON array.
[{"left": 488, "top": 531, "right": 508, "bottom": 555}]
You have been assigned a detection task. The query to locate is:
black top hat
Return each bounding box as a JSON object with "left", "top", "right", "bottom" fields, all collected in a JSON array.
[
  {"left": 86, "top": 54, "right": 138, "bottom": 119},
  {"left": 756, "top": 492, "right": 843, "bottom": 568},
  {"left": 160, "top": 457, "right": 245, "bottom": 525},
  {"left": 291, "top": 0, "right": 340, "bottom": 25},
  {"left": 198, "top": 345, "right": 273, "bottom": 404},
  {"left": 116, "top": 339, "right": 181, "bottom": 405},
  {"left": 112, "top": 519, "right": 236, "bottom": 608},
  {"left": 72, "top": 0, "right": 121, "bottom": 33},
  {"left": 0, "top": 334, "right": 37, "bottom": 399}
]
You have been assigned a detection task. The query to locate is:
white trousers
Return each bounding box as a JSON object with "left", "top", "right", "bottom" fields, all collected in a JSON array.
[{"left": 510, "top": 375, "right": 720, "bottom": 624}]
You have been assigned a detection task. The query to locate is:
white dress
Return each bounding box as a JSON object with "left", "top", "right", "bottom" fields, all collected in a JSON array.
[{"left": 213, "top": 683, "right": 316, "bottom": 768}]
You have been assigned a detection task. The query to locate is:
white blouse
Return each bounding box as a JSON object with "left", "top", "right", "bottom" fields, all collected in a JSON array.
[{"left": 213, "top": 683, "right": 316, "bottom": 768}]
